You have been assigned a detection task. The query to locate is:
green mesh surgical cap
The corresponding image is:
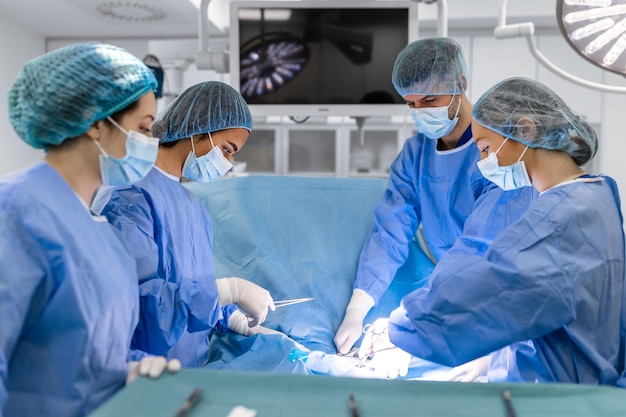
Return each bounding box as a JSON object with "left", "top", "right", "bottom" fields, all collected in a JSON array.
[
  {"left": 473, "top": 77, "right": 597, "bottom": 166},
  {"left": 392, "top": 37, "right": 468, "bottom": 97},
  {"left": 8, "top": 42, "right": 157, "bottom": 150},
  {"left": 152, "top": 81, "right": 253, "bottom": 143}
]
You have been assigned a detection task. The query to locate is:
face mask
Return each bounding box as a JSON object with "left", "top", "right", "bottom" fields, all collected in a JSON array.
[
  {"left": 476, "top": 137, "right": 532, "bottom": 190},
  {"left": 182, "top": 132, "right": 233, "bottom": 183},
  {"left": 411, "top": 95, "right": 461, "bottom": 139},
  {"left": 93, "top": 117, "right": 158, "bottom": 186}
]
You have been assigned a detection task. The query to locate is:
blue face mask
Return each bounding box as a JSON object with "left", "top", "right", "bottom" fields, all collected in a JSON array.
[
  {"left": 182, "top": 132, "right": 233, "bottom": 183},
  {"left": 93, "top": 117, "right": 158, "bottom": 186},
  {"left": 476, "top": 137, "right": 532, "bottom": 190},
  {"left": 410, "top": 95, "right": 461, "bottom": 139}
]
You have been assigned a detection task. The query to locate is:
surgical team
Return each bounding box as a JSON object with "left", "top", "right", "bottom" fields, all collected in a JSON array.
[{"left": 1, "top": 36, "right": 625, "bottom": 417}]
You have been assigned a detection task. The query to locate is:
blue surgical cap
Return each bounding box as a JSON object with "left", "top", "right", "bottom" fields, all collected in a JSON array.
[
  {"left": 392, "top": 37, "right": 468, "bottom": 97},
  {"left": 8, "top": 42, "right": 157, "bottom": 150},
  {"left": 152, "top": 81, "right": 253, "bottom": 143},
  {"left": 473, "top": 77, "right": 597, "bottom": 166}
]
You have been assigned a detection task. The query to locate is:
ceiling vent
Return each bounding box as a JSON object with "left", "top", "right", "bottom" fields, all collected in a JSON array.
[{"left": 95, "top": 1, "right": 167, "bottom": 22}]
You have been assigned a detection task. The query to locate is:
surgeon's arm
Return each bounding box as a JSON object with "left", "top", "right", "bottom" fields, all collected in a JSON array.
[
  {"left": 0, "top": 217, "right": 48, "bottom": 410},
  {"left": 335, "top": 141, "right": 422, "bottom": 354},
  {"left": 355, "top": 139, "right": 423, "bottom": 301},
  {"left": 102, "top": 190, "right": 221, "bottom": 355},
  {"left": 389, "top": 215, "right": 576, "bottom": 367}
]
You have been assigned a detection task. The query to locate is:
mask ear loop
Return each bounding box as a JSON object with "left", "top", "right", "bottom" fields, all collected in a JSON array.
[
  {"left": 208, "top": 131, "right": 216, "bottom": 149},
  {"left": 92, "top": 138, "right": 109, "bottom": 157},
  {"left": 94, "top": 117, "right": 128, "bottom": 157},
  {"left": 517, "top": 145, "right": 530, "bottom": 162},
  {"left": 450, "top": 95, "right": 461, "bottom": 120},
  {"left": 494, "top": 137, "right": 510, "bottom": 155},
  {"left": 106, "top": 116, "right": 129, "bottom": 136},
  {"left": 189, "top": 135, "right": 197, "bottom": 156}
]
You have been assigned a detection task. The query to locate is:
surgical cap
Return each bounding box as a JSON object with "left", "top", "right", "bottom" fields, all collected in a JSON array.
[
  {"left": 8, "top": 42, "right": 157, "bottom": 150},
  {"left": 152, "top": 81, "right": 253, "bottom": 143},
  {"left": 472, "top": 77, "right": 597, "bottom": 166},
  {"left": 392, "top": 37, "right": 468, "bottom": 97}
]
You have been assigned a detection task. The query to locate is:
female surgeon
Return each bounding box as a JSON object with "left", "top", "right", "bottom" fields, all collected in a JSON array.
[
  {"left": 388, "top": 77, "right": 626, "bottom": 385},
  {"left": 94, "top": 81, "right": 277, "bottom": 368},
  {"left": 0, "top": 43, "right": 179, "bottom": 417}
]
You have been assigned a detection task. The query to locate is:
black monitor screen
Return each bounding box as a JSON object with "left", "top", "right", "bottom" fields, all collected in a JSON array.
[{"left": 236, "top": 7, "right": 410, "bottom": 106}]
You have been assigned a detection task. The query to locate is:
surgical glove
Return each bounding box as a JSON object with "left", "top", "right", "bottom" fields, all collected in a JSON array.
[
  {"left": 439, "top": 355, "right": 491, "bottom": 382},
  {"left": 126, "top": 356, "right": 181, "bottom": 385},
  {"left": 334, "top": 289, "right": 375, "bottom": 355},
  {"left": 216, "top": 277, "right": 275, "bottom": 327},
  {"left": 228, "top": 309, "right": 285, "bottom": 337}
]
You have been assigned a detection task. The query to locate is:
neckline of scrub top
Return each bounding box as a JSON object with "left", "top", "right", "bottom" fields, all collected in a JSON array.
[
  {"left": 73, "top": 190, "right": 108, "bottom": 222},
  {"left": 539, "top": 174, "right": 603, "bottom": 196},
  {"left": 155, "top": 165, "right": 181, "bottom": 182},
  {"left": 436, "top": 124, "right": 473, "bottom": 152}
]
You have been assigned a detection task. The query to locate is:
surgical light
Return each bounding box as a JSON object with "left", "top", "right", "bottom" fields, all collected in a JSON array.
[{"left": 557, "top": 0, "right": 626, "bottom": 75}]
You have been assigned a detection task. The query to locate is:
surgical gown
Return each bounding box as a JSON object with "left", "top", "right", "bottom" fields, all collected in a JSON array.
[
  {"left": 0, "top": 163, "right": 139, "bottom": 417},
  {"left": 355, "top": 127, "right": 536, "bottom": 302},
  {"left": 389, "top": 176, "right": 626, "bottom": 385},
  {"left": 96, "top": 168, "right": 233, "bottom": 367}
]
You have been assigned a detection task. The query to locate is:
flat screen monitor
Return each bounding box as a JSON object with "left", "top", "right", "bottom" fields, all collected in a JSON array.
[{"left": 229, "top": 0, "right": 418, "bottom": 117}]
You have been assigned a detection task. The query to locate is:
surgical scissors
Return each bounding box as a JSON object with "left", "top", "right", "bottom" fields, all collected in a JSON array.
[{"left": 273, "top": 297, "right": 315, "bottom": 308}]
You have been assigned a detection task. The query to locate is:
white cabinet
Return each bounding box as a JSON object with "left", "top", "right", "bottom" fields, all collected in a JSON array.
[{"left": 234, "top": 117, "right": 412, "bottom": 178}]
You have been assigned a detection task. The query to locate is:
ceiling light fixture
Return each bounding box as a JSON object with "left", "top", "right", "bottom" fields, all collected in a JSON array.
[
  {"left": 96, "top": 1, "right": 167, "bottom": 23},
  {"left": 495, "top": 0, "right": 626, "bottom": 93},
  {"left": 557, "top": 0, "right": 626, "bottom": 75}
]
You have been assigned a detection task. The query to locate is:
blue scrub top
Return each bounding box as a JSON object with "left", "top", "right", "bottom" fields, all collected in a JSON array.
[
  {"left": 97, "top": 168, "right": 232, "bottom": 367},
  {"left": 355, "top": 126, "right": 537, "bottom": 302},
  {"left": 389, "top": 176, "right": 626, "bottom": 385},
  {"left": 0, "top": 163, "right": 139, "bottom": 417}
]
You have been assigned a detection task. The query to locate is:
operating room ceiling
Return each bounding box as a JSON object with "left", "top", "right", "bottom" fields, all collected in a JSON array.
[{"left": 0, "top": 0, "right": 558, "bottom": 40}]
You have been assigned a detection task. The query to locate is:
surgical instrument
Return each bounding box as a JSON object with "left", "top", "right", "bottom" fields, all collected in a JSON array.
[
  {"left": 274, "top": 297, "right": 315, "bottom": 308},
  {"left": 348, "top": 394, "right": 360, "bottom": 417},
  {"left": 501, "top": 389, "right": 517, "bottom": 417},
  {"left": 173, "top": 387, "right": 203, "bottom": 417}
]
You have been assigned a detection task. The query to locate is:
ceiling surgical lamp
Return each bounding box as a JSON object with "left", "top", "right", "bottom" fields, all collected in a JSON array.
[
  {"left": 557, "top": 0, "right": 626, "bottom": 76},
  {"left": 495, "top": 0, "right": 626, "bottom": 93}
]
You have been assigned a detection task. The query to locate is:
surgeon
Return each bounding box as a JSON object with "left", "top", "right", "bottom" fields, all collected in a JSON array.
[
  {"left": 94, "top": 81, "right": 278, "bottom": 368},
  {"left": 334, "top": 38, "right": 536, "bottom": 357},
  {"left": 388, "top": 77, "right": 626, "bottom": 385},
  {"left": 1, "top": 42, "right": 179, "bottom": 417}
]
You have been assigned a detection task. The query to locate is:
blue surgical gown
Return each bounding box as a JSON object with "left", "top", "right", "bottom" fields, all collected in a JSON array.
[
  {"left": 0, "top": 163, "right": 139, "bottom": 417},
  {"left": 389, "top": 176, "right": 626, "bottom": 385},
  {"left": 96, "top": 168, "right": 233, "bottom": 367},
  {"left": 355, "top": 127, "right": 537, "bottom": 302}
]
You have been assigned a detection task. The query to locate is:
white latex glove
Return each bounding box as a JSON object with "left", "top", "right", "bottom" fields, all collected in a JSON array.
[
  {"left": 357, "top": 318, "right": 411, "bottom": 379},
  {"left": 126, "top": 356, "right": 181, "bottom": 385},
  {"left": 438, "top": 355, "right": 491, "bottom": 382},
  {"left": 334, "top": 289, "right": 375, "bottom": 355},
  {"left": 228, "top": 310, "right": 285, "bottom": 337},
  {"left": 216, "top": 277, "right": 275, "bottom": 327}
]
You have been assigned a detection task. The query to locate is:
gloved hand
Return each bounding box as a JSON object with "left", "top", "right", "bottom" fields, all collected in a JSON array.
[
  {"left": 126, "top": 356, "right": 181, "bottom": 385},
  {"left": 358, "top": 318, "right": 411, "bottom": 379},
  {"left": 216, "top": 277, "right": 275, "bottom": 327},
  {"left": 438, "top": 355, "right": 491, "bottom": 382},
  {"left": 334, "top": 289, "right": 375, "bottom": 355},
  {"left": 228, "top": 310, "right": 285, "bottom": 337}
]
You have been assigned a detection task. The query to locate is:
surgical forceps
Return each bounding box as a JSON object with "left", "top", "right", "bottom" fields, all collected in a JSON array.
[{"left": 273, "top": 297, "right": 315, "bottom": 308}]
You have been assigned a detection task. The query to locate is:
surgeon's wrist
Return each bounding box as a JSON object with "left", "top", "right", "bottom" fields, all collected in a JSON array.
[
  {"left": 215, "top": 277, "right": 236, "bottom": 305},
  {"left": 346, "top": 288, "right": 375, "bottom": 316},
  {"left": 227, "top": 310, "right": 252, "bottom": 336}
]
